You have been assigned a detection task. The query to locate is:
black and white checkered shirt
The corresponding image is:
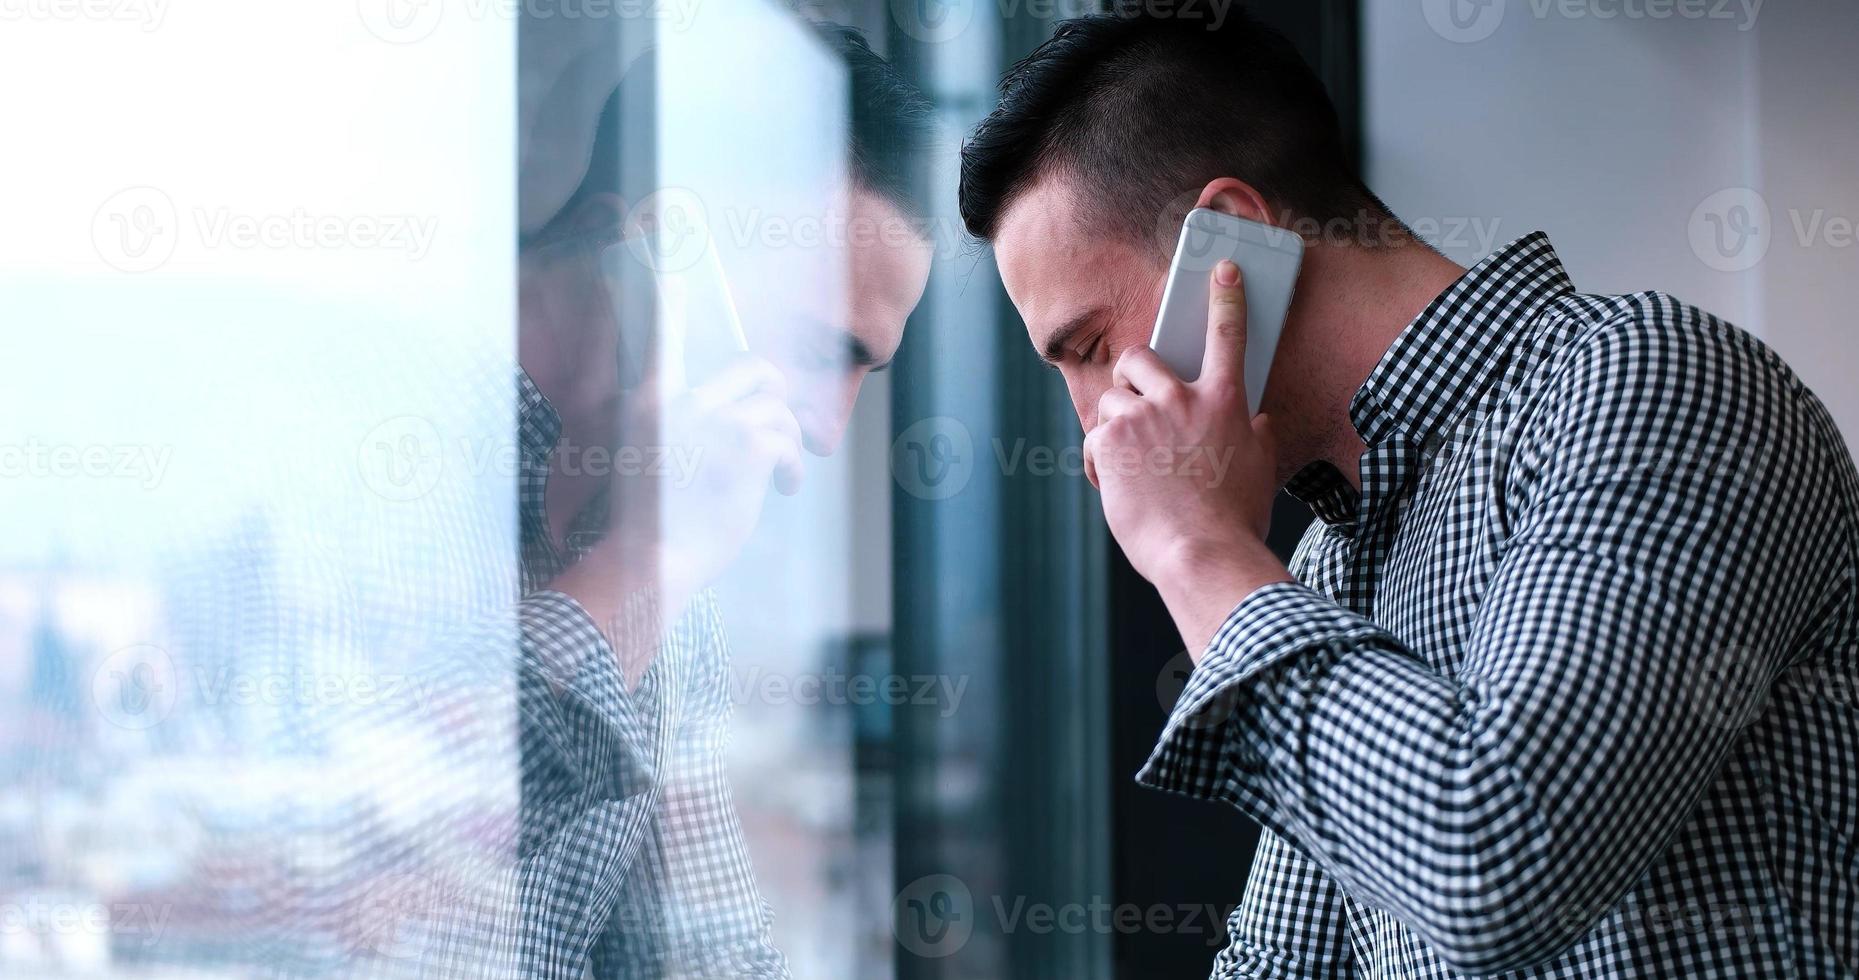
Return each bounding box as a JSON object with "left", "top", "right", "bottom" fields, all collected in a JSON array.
[
  {"left": 509, "top": 373, "right": 788, "bottom": 978},
  {"left": 1139, "top": 233, "right": 1858, "bottom": 978}
]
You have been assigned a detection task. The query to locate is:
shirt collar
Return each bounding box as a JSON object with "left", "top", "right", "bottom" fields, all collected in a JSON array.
[
  {"left": 1286, "top": 232, "right": 1572, "bottom": 527},
  {"left": 1349, "top": 231, "right": 1572, "bottom": 449}
]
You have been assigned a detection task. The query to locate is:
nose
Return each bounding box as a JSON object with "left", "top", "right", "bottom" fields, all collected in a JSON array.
[
  {"left": 800, "top": 420, "right": 839, "bottom": 456},
  {"left": 793, "top": 374, "right": 864, "bottom": 457},
  {"left": 797, "top": 400, "right": 852, "bottom": 457}
]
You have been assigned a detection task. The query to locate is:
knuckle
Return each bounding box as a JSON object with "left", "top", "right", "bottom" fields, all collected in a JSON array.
[{"left": 747, "top": 358, "right": 787, "bottom": 391}]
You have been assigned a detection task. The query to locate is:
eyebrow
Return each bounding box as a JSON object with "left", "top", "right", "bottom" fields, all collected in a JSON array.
[{"left": 1039, "top": 305, "right": 1109, "bottom": 364}]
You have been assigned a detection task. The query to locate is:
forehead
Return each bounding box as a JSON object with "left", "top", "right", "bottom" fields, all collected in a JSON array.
[
  {"left": 843, "top": 187, "right": 932, "bottom": 348},
  {"left": 746, "top": 185, "right": 930, "bottom": 335},
  {"left": 992, "top": 176, "right": 1159, "bottom": 345},
  {"left": 846, "top": 187, "right": 932, "bottom": 306}
]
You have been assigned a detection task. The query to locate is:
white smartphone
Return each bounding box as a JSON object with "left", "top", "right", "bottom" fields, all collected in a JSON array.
[
  {"left": 1148, "top": 208, "right": 1303, "bottom": 414},
  {"left": 602, "top": 230, "right": 750, "bottom": 391}
]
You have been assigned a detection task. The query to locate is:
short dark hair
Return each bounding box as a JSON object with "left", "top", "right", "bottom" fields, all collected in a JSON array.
[
  {"left": 959, "top": 9, "right": 1391, "bottom": 252},
  {"left": 819, "top": 22, "right": 938, "bottom": 222},
  {"left": 536, "top": 23, "right": 935, "bottom": 244}
]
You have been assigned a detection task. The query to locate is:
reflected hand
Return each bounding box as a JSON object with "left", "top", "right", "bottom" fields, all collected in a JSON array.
[
  {"left": 627, "top": 356, "right": 805, "bottom": 596},
  {"left": 546, "top": 355, "right": 803, "bottom": 681}
]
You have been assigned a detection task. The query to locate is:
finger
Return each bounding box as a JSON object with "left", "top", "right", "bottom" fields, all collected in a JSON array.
[
  {"left": 1081, "top": 428, "right": 1101, "bottom": 491},
  {"left": 744, "top": 398, "right": 805, "bottom": 496},
  {"left": 1095, "top": 387, "right": 1142, "bottom": 427},
  {"left": 1200, "top": 259, "right": 1248, "bottom": 397},
  {"left": 692, "top": 357, "right": 787, "bottom": 413},
  {"left": 1111, "top": 346, "right": 1185, "bottom": 397},
  {"left": 754, "top": 428, "right": 806, "bottom": 497},
  {"left": 735, "top": 390, "right": 798, "bottom": 432}
]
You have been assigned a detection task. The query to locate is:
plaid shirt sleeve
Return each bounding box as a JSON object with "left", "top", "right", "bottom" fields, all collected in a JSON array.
[
  {"left": 650, "top": 591, "right": 787, "bottom": 977},
  {"left": 1139, "top": 318, "right": 1852, "bottom": 974},
  {"left": 1212, "top": 828, "right": 1357, "bottom": 978}
]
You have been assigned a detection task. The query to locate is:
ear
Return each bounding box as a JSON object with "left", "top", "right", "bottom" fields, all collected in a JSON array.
[{"left": 1195, "top": 178, "right": 1274, "bottom": 227}]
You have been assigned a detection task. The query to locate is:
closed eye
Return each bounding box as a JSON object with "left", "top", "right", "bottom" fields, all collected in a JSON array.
[{"left": 1038, "top": 305, "right": 1111, "bottom": 366}]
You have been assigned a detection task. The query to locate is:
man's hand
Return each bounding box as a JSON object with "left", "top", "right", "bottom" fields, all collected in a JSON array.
[
  {"left": 587, "top": 355, "right": 803, "bottom": 595},
  {"left": 1083, "top": 259, "right": 1292, "bottom": 656},
  {"left": 549, "top": 357, "right": 803, "bottom": 682}
]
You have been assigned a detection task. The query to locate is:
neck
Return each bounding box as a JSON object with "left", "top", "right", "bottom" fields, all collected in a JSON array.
[{"left": 1282, "top": 238, "right": 1467, "bottom": 489}]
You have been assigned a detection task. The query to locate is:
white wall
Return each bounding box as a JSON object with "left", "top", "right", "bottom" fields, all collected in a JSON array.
[{"left": 1365, "top": 0, "right": 1859, "bottom": 451}]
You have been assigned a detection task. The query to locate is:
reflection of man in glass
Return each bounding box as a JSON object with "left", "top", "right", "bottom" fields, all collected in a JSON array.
[{"left": 506, "top": 25, "right": 933, "bottom": 979}]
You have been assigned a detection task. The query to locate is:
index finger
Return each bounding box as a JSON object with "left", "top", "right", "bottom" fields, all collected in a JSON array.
[{"left": 1200, "top": 259, "right": 1248, "bottom": 396}]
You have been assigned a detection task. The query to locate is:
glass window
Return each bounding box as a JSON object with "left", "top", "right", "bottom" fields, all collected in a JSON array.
[{"left": 1, "top": 3, "right": 1356, "bottom": 976}]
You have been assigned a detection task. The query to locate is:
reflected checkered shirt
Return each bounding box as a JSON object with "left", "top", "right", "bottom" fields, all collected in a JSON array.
[
  {"left": 1139, "top": 233, "right": 1858, "bottom": 978},
  {"left": 511, "top": 373, "right": 787, "bottom": 979}
]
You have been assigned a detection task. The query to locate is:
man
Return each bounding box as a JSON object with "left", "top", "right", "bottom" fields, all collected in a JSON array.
[
  {"left": 500, "top": 24, "right": 933, "bottom": 978},
  {"left": 961, "top": 10, "right": 1856, "bottom": 978}
]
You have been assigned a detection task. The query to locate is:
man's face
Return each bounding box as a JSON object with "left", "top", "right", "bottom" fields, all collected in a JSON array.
[
  {"left": 993, "top": 177, "right": 1166, "bottom": 432},
  {"left": 757, "top": 187, "right": 932, "bottom": 456},
  {"left": 519, "top": 186, "right": 930, "bottom": 459}
]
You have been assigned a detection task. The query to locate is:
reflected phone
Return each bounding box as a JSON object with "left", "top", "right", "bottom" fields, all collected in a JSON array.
[
  {"left": 1148, "top": 208, "right": 1302, "bottom": 414},
  {"left": 603, "top": 229, "right": 749, "bottom": 391}
]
